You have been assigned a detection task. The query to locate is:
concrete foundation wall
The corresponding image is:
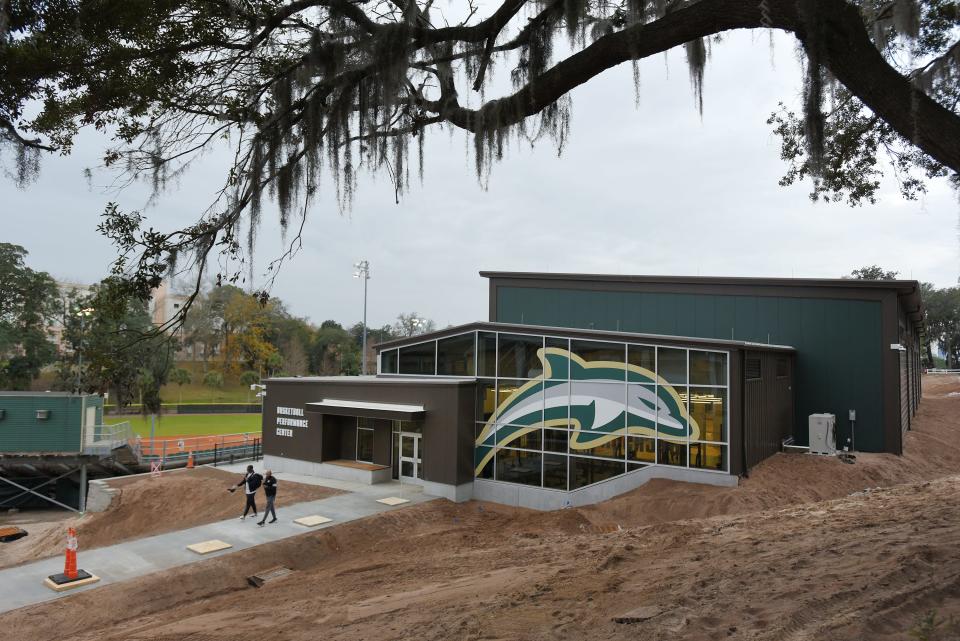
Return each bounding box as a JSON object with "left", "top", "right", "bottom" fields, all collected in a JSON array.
[
  {"left": 263, "top": 455, "right": 391, "bottom": 484},
  {"left": 85, "top": 479, "right": 116, "bottom": 513},
  {"left": 473, "top": 466, "right": 738, "bottom": 511}
]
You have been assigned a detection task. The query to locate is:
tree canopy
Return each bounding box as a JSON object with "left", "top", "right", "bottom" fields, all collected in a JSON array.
[
  {"left": 0, "top": 243, "right": 58, "bottom": 389},
  {"left": 2, "top": 0, "right": 959, "bottom": 315}
]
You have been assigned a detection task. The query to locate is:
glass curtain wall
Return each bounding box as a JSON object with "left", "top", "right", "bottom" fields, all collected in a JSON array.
[{"left": 379, "top": 330, "right": 730, "bottom": 490}]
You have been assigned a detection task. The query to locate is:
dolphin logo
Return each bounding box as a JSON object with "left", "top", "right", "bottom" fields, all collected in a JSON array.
[{"left": 474, "top": 347, "right": 700, "bottom": 475}]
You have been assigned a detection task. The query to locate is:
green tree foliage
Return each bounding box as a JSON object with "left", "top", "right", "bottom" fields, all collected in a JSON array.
[
  {"left": 56, "top": 277, "right": 174, "bottom": 410},
  {"left": 921, "top": 283, "right": 960, "bottom": 367},
  {"left": 394, "top": 313, "right": 436, "bottom": 337},
  {"left": 170, "top": 366, "right": 191, "bottom": 402},
  {"left": 848, "top": 265, "right": 901, "bottom": 280},
  {"left": 2, "top": 1, "right": 958, "bottom": 313},
  {"left": 0, "top": 243, "right": 58, "bottom": 389},
  {"left": 202, "top": 370, "right": 224, "bottom": 388},
  {"left": 239, "top": 370, "right": 259, "bottom": 386}
]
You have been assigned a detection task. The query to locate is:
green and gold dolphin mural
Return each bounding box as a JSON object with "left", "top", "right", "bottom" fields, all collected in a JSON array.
[{"left": 474, "top": 348, "right": 701, "bottom": 475}]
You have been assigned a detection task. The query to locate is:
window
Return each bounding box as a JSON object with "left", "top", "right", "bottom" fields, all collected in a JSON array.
[
  {"left": 570, "top": 340, "right": 625, "bottom": 367},
  {"left": 472, "top": 331, "right": 731, "bottom": 487},
  {"left": 497, "top": 334, "right": 544, "bottom": 378},
  {"left": 398, "top": 341, "right": 435, "bottom": 375},
  {"left": 381, "top": 349, "right": 398, "bottom": 374},
  {"left": 356, "top": 422, "right": 374, "bottom": 463},
  {"left": 436, "top": 333, "right": 475, "bottom": 376},
  {"left": 690, "top": 351, "right": 727, "bottom": 386},
  {"left": 658, "top": 347, "right": 688, "bottom": 385},
  {"left": 496, "top": 449, "right": 542, "bottom": 486},
  {"left": 688, "top": 388, "right": 726, "bottom": 443}
]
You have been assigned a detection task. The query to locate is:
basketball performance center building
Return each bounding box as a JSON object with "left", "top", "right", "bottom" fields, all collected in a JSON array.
[{"left": 261, "top": 272, "right": 923, "bottom": 510}]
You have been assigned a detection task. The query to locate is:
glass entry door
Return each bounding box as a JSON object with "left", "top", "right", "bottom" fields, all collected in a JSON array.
[{"left": 398, "top": 432, "right": 423, "bottom": 481}]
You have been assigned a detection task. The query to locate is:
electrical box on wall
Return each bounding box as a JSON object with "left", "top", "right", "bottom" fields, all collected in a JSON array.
[{"left": 809, "top": 413, "right": 837, "bottom": 455}]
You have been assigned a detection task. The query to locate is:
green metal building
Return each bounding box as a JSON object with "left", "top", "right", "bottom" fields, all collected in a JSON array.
[
  {"left": 0, "top": 392, "right": 103, "bottom": 454},
  {"left": 483, "top": 272, "right": 923, "bottom": 455}
]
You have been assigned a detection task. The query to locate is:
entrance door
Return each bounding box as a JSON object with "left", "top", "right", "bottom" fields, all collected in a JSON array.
[{"left": 398, "top": 433, "right": 423, "bottom": 481}]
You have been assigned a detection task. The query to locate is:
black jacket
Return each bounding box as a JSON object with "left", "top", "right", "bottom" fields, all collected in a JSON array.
[
  {"left": 263, "top": 476, "right": 277, "bottom": 497},
  {"left": 238, "top": 472, "right": 263, "bottom": 493}
]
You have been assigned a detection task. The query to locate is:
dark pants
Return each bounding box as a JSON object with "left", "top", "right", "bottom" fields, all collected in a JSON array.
[
  {"left": 243, "top": 492, "right": 258, "bottom": 517},
  {"left": 260, "top": 495, "right": 276, "bottom": 523}
]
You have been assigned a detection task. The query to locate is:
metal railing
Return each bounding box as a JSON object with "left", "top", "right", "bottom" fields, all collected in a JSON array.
[
  {"left": 925, "top": 368, "right": 960, "bottom": 374},
  {"left": 133, "top": 432, "right": 262, "bottom": 468},
  {"left": 82, "top": 421, "right": 134, "bottom": 455}
]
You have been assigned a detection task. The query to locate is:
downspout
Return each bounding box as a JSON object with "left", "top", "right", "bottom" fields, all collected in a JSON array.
[{"left": 740, "top": 350, "right": 749, "bottom": 479}]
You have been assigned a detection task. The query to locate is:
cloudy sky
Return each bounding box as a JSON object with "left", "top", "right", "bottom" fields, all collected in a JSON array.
[{"left": 3, "top": 26, "right": 957, "bottom": 330}]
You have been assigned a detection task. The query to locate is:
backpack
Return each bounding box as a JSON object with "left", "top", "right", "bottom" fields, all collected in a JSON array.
[{"left": 248, "top": 473, "right": 263, "bottom": 492}]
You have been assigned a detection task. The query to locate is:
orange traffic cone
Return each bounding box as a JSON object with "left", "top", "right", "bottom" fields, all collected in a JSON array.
[
  {"left": 64, "top": 527, "right": 78, "bottom": 580},
  {"left": 187, "top": 451, "right": 194, "bottom": 469}
]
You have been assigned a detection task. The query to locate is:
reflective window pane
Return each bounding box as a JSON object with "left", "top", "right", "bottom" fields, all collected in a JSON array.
[
  {"left": 381, "top": 349, "right": 398, "bottom": 374},
  {"left": 495, "top": 380, "right": 543, "bottom": 427},
  {"left": 570, "top": 381, "right": 626, "bottom": 432},
  {"left": 544, "top": 337, "right": 570, "bottom": 378},
  {"left": 570, "top": 456, "right": 625, "bottom": 490},
  {"left": 436, "top": 333, "right": 475, "bottom": 376},
  {"left": 627, "top": 345, "right": 656, "bottom": 380},
  {"left": 657, "top": 440, "right": 688, "bottom": 467},
  {"left": 357, "top": 428, "right": 374, "bottom": 463},
  {"left": 496, "top": 449, "right": 542, "bottom": 486},
  {"left": 543, "top": 454, "right": 568, "bottom": 490},
  {"left": 398, "top": 341, "right": 435, "bottom": 375},
  {"left": 476, "top": 379, "right": 496, "bottom": 423},
  {"left": 626, "top": 384, "right": 658, "bottom": 436},
  {"left": 690, "top": 443, "right": 727, "bottom": 471},
  {"left": 570, "top": 340, "right": 626, "bottom": 368},
  {"left": 498, "top": 428, "right": 541, "bottom": 451},
  {"left": 395, "top": 419, "right": 423, "bottom": 434},
  {"left": 543, "top": 381, "right": 569, "bottom": 426},
  {"left": 477, "top": 332, "right": 497, "bottom": 377},
  {"left": 497, "top": 334, "right": 544, "bottom": 379},
  {"left": 571, "top": 436, "right": 625, "bottom": 460},
  {"left": 689, "top": 388, "right": 726, "bottom": 443},
  {"left": 475, "top": 445, "right": 494, "bottom": 479},
  {"left": 690, "top": 351, "right": 727, "bottom": 386},
  {"left": 627, "top": 436, "right": 656, "bottom": 463},
  {"left": 658, "top": 347, "right": 687, "bottom": 385},
  {"left": 543, "top": 428, "right": 569, "bottom": 453}
]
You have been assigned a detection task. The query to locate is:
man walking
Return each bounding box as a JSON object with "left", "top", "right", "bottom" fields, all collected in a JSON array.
[
  {"left": 258, "top": 470, "right": 278, "bottom": 526},
  {"left": 229, "top": 464, "right": 263, "bottom": 520}
]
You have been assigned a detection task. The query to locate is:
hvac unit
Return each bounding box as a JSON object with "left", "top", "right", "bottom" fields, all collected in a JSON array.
[
  {"left": 35, "top": 409, "right": 50, "bottom": 420},
  {"left": 808, "top": 413, "right": 837, "bottom": 455}
]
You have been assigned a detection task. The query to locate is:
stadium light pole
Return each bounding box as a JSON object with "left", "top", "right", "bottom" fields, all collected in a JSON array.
[
  {"left": 74, "top": 307, "right": 94, "bottom": 394},
  {"left": 353, "top": 260, "right": 370, "bottom": 375}
]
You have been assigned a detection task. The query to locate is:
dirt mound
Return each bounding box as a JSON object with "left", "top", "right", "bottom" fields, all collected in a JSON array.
[
  {"left": 5, "top": 475, "right": 960, "bottom": 641},
  {"left": 0, "top": 467, "right": 339, "bottom": 569},
  {"left": 4, "top": 375, "right": 960, "bottom": 640}
]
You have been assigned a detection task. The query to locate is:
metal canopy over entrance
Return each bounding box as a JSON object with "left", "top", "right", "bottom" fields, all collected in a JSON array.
[{"left": 304, "top": 399, "right": 426, "bottom": 421}]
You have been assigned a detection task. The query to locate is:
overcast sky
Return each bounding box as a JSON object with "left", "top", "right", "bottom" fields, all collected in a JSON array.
[{"left": 3, "top": 28, "right": 957, "bottom": 330}]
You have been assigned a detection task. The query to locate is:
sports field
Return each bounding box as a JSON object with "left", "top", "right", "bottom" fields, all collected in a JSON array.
[{"left": 105, "top": 413, "right": 261, "bottom": 437}]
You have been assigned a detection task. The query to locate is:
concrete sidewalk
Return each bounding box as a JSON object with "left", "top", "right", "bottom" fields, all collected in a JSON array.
[{"left": 0, "top": 470, "right": 432, "bottom": 615}]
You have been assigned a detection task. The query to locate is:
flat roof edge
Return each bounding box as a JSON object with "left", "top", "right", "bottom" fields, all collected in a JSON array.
[{"left": 375, "top": 321, "right": 796, "bottom": 352}]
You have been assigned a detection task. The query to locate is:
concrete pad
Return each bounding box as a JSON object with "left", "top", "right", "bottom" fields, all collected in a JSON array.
[
  {"left": 376, "top": 496, "right": 410, "bottom": 506},
  {"left": 44, "top": 573, "right": 101, "bottom": 592},
  {"left": 293, "top": 515, "right": 332, "bottom": 527},
  {"left": 186, "top": 539, "right": 232, "bottom": 554}
]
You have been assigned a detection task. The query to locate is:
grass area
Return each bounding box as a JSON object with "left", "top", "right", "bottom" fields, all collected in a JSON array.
[
  {"left": 160, "top": 381, "right": 258, "bottom": 404},
  {"left": 105, "top": 413, "right": 262, "bottom": 437}
]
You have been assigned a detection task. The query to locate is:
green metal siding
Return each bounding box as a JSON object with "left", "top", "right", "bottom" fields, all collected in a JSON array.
[
  {"left": 0, "top": 395, "right": 93, "bottom": 453},
  {"left": 497, "top": 287, "right": 884, "bottom": 451}
]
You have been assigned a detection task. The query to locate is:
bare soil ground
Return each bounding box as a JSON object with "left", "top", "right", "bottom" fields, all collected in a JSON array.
[
  {"left": 0, "top": 467, "right": 339, "bottom": 569},
  {"left": 4, "top": 376, "right": 960, "bottom": 641}
]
